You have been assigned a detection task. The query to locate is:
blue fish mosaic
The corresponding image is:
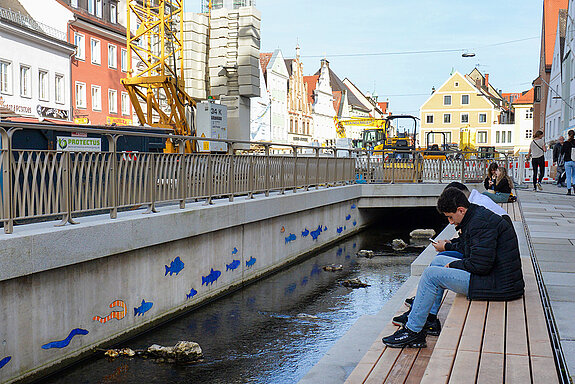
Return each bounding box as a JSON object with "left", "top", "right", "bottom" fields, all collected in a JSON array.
[
  {"left": 202, "top": 269, "right": 222, "bottom": 286},
  {"left": 324, "top": 226, "right": 328, "bottom": 231},
  {"left": 134, "top": 300, "right": 153, "bottom": 316},
  {"left": 353, "top": 220, "right": 357, "bottom": 227},
  {"left": 186, "top": 288, "right": 198, "bottom": 300},
  {"left": 310, "top": 264, "right": 321, "bottom": 277},
  {"left": 41, "top": 328, "right": 89, "bottom": 349},
  {"left": 226, "top": 260, "right": 241, "bottom": 271},
  {"left": 346, "top": 214, "right": 351, "bottom": 221},
  {"left": 351, "top": 204, "right": 357, "bottom": 209},
  {"left": 246, "top": 257, "right": 257, "bottom": 268},
  {"left": 285, "top": 283, "right": 297, "bottom": 295},
  {"left": 336, "top": 248, "right": 343, "bottom": 257},
  {"left": 0, "top": 356, "right": 11, "bottom": 369},
  {"left": 285, "top": 233, "right": 297, "bottom": 244},
  {"left": 165, "top": 256, "right": 185, "bottom": 276},
  {"left": 310, "top": 225, "right": 322, "bottom": 240},
  {"left": 337, "top": 226, "right": 344, "bottom": 234},
  {"left": 353, "top": 242, "right": 357, "bottom": 248},
  {"left": 301, "top": 228, "right": 310, "bottom": 237},
  {"left": 232, "top": 247, "right": 238, "bottom": 255},
  {"left": 301, "top": 276, "right": 309, "bottom": 286}
]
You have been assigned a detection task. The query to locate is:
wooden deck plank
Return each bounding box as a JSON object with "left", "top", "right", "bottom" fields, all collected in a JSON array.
[
  {"left": 531, "top": 356, "right": 560, "bottom": 384},
  {"left": 505, "top": 297, "right": 529, "bottom": 356},
  {"left": 482, "top": 301, "right": 505, "bottom": 354},
  {"left": 419, "top": 348, "right": 455, "bottom": 384},
  {"left": 476, "top": 352, "right": 504, "bottom": 384},
  {"left": 448, "top": 350, "right": 480, "bottom": 384},
  {"left": 458, "top": 300, "right": 487, "bottom": 352},
  {"left": 506, "top": 354, "right": 531, "bottom": 383},
  {"left": 433, "top": 294, "right": 470, "bottom": 351},
  {"left": 364, "top": 348, "right": 402, "bottom": 384},
  {"left": 383, "top": 348, "right": 420, "bottom": 384}
]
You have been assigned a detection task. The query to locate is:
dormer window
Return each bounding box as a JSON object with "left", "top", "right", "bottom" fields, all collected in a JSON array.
[{"left": 454, "top": 82, "right": 459, "bottom": 87}]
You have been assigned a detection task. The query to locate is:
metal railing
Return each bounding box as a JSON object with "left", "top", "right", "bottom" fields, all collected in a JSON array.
[{"left": 0, "top": 122, "right": 511, "bottom": 234}]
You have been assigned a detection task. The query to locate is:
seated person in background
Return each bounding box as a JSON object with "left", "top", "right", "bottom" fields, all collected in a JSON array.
[
  {"left": 483, "top": 162, "right": 498, "bottom": 191},
  {"left": 382, "top": 188, "right": 524, "bottom": 349},
  {"left": 482, "top": 166, "right": 512, "bottom": 203}
]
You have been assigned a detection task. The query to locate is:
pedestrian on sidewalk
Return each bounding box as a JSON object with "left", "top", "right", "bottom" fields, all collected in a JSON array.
[
  {"left": 562, "top": 130, "right": 575, "bottom": 195},
  {"left": 483, "top": 162, "right": 498, "bottom": 192},
  {"left": 527, "top": 131, "right": 547, "bottom": 191},
  {"left": 482, "top": 166, "right": 513, "bottom": 203},
  {"left": 381, "top": 188, "right": 524, "bottom": 349},
  {"left": 553, "top": 136, "right": 566, "bottom": 187}
]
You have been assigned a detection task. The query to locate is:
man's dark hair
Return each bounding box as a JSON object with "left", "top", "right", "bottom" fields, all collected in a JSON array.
[
  {"left": 444, "top": 182, "right": 469, "bottom": 192},
  {"left": 437, "top": 187, "right": 470, "bottom": 214}
]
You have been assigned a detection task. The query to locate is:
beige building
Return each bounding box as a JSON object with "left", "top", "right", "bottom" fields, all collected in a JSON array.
[{"left": 419, "top": 69, "right": 511, "bottom": 151}]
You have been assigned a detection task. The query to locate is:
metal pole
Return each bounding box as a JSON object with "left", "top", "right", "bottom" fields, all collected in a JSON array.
[
  {"left": 265, "top": 144, "right": 270, "bottom": 197},
  {"left": 205, "top": 154, "right": 213, "bottom": 205},
  {"left": 292, "top": 146, "right": 298, "bottom": 193},
  {"left": 460, "top": 152, "right": 465, "bottom": 183},
  {"left": 315, "top": 147, "right": 320, "bottom": 189},
  {"left": 228, "top": 142, "right": 235, "bottom": 202},
  {"left": 1, "top": 128, "right": 13, "bottom": 233},
  {"left": 178, "top": 140, "right": 186, "bottom": 209}
]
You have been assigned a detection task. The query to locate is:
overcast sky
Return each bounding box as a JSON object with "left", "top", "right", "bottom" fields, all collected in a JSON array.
[{"left": 186, "top": 1, "right": 543, "bottom": 115}]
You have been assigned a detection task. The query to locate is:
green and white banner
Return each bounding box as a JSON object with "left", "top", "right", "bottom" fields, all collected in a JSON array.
[{"left": 57, "top": 136, "right": 101, "bottom": 152}]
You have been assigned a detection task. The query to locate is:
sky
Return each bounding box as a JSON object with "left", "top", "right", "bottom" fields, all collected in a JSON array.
[{"left": 186, "top": 1, "right": 544, "bottom": 116}]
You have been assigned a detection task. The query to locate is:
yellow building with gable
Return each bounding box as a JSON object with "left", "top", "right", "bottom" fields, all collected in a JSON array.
[{"left": 419, "top": 69, "right": 510, "bottom": 152}]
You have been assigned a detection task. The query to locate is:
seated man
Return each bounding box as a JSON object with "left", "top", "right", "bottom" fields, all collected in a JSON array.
[{"left": 382, "top": 187, "right": 524, "bottom": 348}]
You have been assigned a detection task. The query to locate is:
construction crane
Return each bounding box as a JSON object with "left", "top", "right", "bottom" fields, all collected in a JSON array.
[{"left": 122, "top": 0, "right": 197, "bottom": 153}]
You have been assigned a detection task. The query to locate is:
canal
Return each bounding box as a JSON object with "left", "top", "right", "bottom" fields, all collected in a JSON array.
[{"left": 43, "top": 208, "right": 445, "bottom": 384}]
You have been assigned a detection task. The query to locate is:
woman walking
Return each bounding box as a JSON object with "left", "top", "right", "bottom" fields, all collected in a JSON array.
[
  {"left": 482, "top": 166, "right": 513, "bottom": 203},
  {"left": 562, "top": 130, "right": 575, "bottom": 195},
  {"left": 528, "top": 131, "right": 547, "bottom": 191}
]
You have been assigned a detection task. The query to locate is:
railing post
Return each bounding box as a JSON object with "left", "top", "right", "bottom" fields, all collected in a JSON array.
[
  {"left": 460, "top": 152, "right": 466, "bottom": 183},
  {"left": 304, "top": 150, "right": 310, "bottom": 191},
  {"left": 279, "top": 155, "right": 285, "bottom": 195},
  {"left": 293, "top": 146, "right": 298, "bottom": 193},
  {"left": 333, "top": 146, "right": 338, "bottom": 185},
  {"left": 145, "top": 152, "right": 158, "bottom": 214},
  {"left": 315, "top": 147, "right": 320, "bottom": 190},
  {"left": 247, "top": 154, "right": 254, "bottom": 199},
  {"left": 228, "top": 142, "right": 235, "bottom": 202},
  {"left": 390, "top": 155, "right": 395, "bottom": 184},
  {"left": 264, "top": 144, "right": 270, "bottom": 197},
  {"left": 366, "top": 150, "right": 371, "bottom": 184},
  {"left": 105, "top": 135, "right": 119, "bottom": 218},
  {"left": 178, "top": 140, "right": 186, "bottom": 209},
  {"left": 205, "top": 154, "right": 213, "bottom": 205},
  {"left": 55, "top": 151, "right": 79, "bottom": 227},
  {"left": 439, "top": 159, "right": 443, "bottom": 183},
  {"left": 1, "top": 128, "right": 13, "bottom": 233}
]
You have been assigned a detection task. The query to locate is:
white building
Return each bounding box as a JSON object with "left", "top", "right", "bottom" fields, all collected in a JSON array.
[
  {"left": 512, "top": 89, "right": 535, "bottom": 153},
  {"left": 310, "top": 59, "right": 337, "bottom": 144},
  {"left": 562, "top": 0, "right": 575, "bottom": 139},
  {"left": 0, "top": 1, "right": 75, "bottom": 122}
]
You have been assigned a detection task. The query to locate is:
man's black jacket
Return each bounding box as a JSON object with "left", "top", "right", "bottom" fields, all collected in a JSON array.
[{"left": 447, "top": 204, "right": 524, "bottom": 300}]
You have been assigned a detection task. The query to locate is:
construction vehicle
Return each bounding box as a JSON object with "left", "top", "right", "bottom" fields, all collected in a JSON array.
[
  {"left": 122, "top": 0, "right": 198, "bottom": 153},
  {"left": 422, "top": 131, "right": 448, "bottom": 160}
]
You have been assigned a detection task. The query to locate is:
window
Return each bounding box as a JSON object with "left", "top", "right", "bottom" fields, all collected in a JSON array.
[
  {"left": 496, "top": 131, "right": 500, "bottom": 143},
  {"left": 38, "top": 70, "right": 48, "bottom": 100},
  {"left": 121, "top": 48, "right": 127, "bottom": 72},
  {"left": 108, "top": 44, "right": 117, "bottom": 69},
  {"left": 526, "top": 109, "right": 533, "bottom": 119},
  {"left": 479, "top": 113, "right": 487, "bottom": 123},
  {"left": 525, "top": 129, "right": 532, "bottom": 139},
  {"left": 110, "top": 3, "right": 117, "bottom": 23},
  {"left": 55, "top": 74, "right": 64, "bottom": 103},
  {"left": 461, "top": 94, "right": 469, "bottom": 105},
  {"left": 91, "top": 85, "right": 101, "bottom": 111},
  {"left": 74, "top": 32, "right": 85, "bottom": 60},
  {"left": 454, "top": 82, "right": 459, "bottom": 87},
  {"left": 0, "top": 60, "right": 12, "bottom": 94},
  {"left": 507, "top": 131, "right": 512, "bottom": 143},
  {"left": 443, "top": 95, "right": 451, "bottom": 105},
  {"left": 460, "top": 113, "right": 468, "bottom": 123},
  {"left": 108, "top": 89, "right": 117, "bottom": 113},
  {"left": 75, "top": 82, "right": 86, "bottom": 108},
  {"left": 88, "top": 0, "right": 94, "bottom": 14},
  {"left": 426, "top": 114, "right": 433, "bottom": 124},
  {"left": 443, "top": 113, "right": 451, "bottom": 123},
  {"left": 91, "top": 38, "right": 101, "bottom": 65},
  {"left": 477, "top": 131, "right": 487, "bottom": 144},
  {"left": 20, "top": 65, "right": 30, "bottom": 97},
  {"left": 96, "top": 0, "right": 102, "bottom": 17},
  {"left": 71, "top": 0, "right": 77, "bottom": 7},
  {"left": 534, "top": 85, "right": 541, "bottom": 102},
  {"left": 121, "top": 91, "right": 130, "bottom": 115},
  {"left": 444, "top": 132, "right": 451, "bottom": 143}
]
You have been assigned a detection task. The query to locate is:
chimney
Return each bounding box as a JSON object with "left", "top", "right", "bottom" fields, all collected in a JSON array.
[{"left": 485, "top": 74, "right": 489, "bottom": 89}]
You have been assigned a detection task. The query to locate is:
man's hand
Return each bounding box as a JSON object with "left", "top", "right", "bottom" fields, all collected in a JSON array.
[
  {"left": 433, "top": 239, "right": 450, "bottom": 252},
  {"left": 444, "top": 263, "right": 450, "bottom": 268}
]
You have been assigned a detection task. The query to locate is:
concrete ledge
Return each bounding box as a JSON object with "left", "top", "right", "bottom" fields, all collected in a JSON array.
[{"left": 411, "top": 225, "right": 456, "bottom": 276}]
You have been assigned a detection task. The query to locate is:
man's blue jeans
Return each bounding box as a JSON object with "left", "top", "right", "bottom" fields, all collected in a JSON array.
[
  {"left": 437, "top": 250, "right": 463, "bottom": 259},
  {"left": 406, "top": 255, "right": 470, "bottom": 333},
  {"left": 566, "top": 161, "right": 575, "bottom": 189}
]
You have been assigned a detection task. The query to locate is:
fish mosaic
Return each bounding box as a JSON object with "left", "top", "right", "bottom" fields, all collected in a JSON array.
[
  {"left": 186, "top": 288, "right": 198, "bottom": 300},
  {"left": 226, "top": 260, "right": 241, "bottom": 271},
  {"left": 41, "top": 329, "right": 89, "bottom": 349},
  {"left": 232, "top": 247, "right": 238, "bottom": 255},
  {"left": 285, "top": 283, "right": 297, "bottom": 295},
  {"left": 280, "top": 226, "right": 285, "bottom": 233},
  {"left": 337, "top": 226, "right": 344, "bottom": 234},
  {"left": 202, "top": 268, "right": 222, "bottom": 286},
  {"left": 246, "top": 257, "right": 257, "bottom": 268},
  {"left": 310, "top": 225, "right": 323, "bottom": 240},
  {"left": 93, "top": 300, "right": 127, "bottom": 324},
  {"left": 324, "top": 226, "right": 328, "bottom": 231},
  {"left": 345, "top": 214, "right": 351, "bottom": 220},
  {"left": 353, "top": 242, "right": 357, "bottom": 248},
  {"left": 351, "top": 204, "right": 357, "bottom": 209},
  {"left": 336, "top": 248, "right": 343, "bottom": 257},
  {"left": 353, "top": 220, "right": 357, "bottom": 226},
  {"left": 0, "top": 356, "right": 11, "bottom": 369},
  {"left": 301, "top": 228, "right": 309, "bottom": 237},
  {"left": 301, "top": 276, "right": 309, "bottom": 286},
  {"left": 310, "top": 264, "right": 321, "bottom": 277},
  {"left": 165, "top": 256, "right": 185, "bottom": 276},
  {"left": 285, "top": 233, "right": 297, "bottom": 244},
  {"left": 134, "top": 300, "right": 153, "bottom": 316}
]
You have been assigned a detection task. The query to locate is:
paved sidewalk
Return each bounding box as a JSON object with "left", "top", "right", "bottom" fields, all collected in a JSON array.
[{"left": 517, "top": 183, "right": 575, "bottom": 382}]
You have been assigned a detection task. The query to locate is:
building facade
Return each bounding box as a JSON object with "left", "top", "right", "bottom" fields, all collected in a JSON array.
[
  {"left": 307, "top": 59, "right": 337, "bottom": 145},
  {"left": 512, "top": 88, "right": 535, "bottom": 153},
  {"left": 545, "top": 8, "right": 567, "bottom": 141},
  {"left": 286, "top": 47, "right": 313, "bottom": 145},
  {"left": 0, "top": 1, "right": 75, "bottom": 123}
]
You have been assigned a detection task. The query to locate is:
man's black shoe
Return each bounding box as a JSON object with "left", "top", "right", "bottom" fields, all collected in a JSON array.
[
  {"left": 404, "top": 296, "right": 414, "bottom": 308},
  {"left": 392, "top": 310, "right": 441, "bottom": 336},
  {"left": 382, "top": 326, "right": 427, "bottom": 348}
]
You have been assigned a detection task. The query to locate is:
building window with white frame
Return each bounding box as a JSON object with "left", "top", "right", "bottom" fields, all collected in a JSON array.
[
  {"left": 121, "top": 48, "right": 127, "bottom": 72},
  {"left": 96, "top": 0, "right": 102, "bottom": 17},
  {"left": 121, "top": 91, "right": 130, "bottom": 115},
  {"left": 461, "top": 94, "right": 469, "bottom": 105},
  {"left": 55, "top": 74, "right": 64, "bottom": 104},
  {"left": 74, "top": 32, "right": 85, "bottom": 60},
  {"left": 477, "top": 131, "right": 487, "bottom": 144},
  {"left": 454, "top": 82, "right": 459, "bottom": 87},
  {"left": 444, "top": 132, "right": 451, "bottom": 143},
  {"left": 108, "top": 89, "right": 117, "bottom": 114},
  {"left": 91, "top": 38, "right": 101, "bottom": 65},
  {"left": 526, "top": 109, "right": 533, "bottom": 119},
  {"left": 507, "top": 131, "right": 512, "bottom": 143},
  {"left": 75, "top": 82, "right": 86, "bottom": 108},
  {"left": 443, "top": 113, "right": 451, "bottom": 124},
  {"left": 479, "top": 113, "right": 487, "bottom": 123},
  {"left": 443, "top": 95, "right": 451, "bottom": 105},
  {"left": 91, "top": 85, "right": 101, "bottom": 111},
  {"left": 108, "top": 44, "right": 117, "bottom": 69},
  {"left": 110, "top": 2, "right": 117, "bottom": 23},
  {"left": 460, "top": 113, "right": 468, "bottom": 123},
  {"left": 496, "top": 131, "right": 500, "bottom": 144},
  {"left": 426, "top": 114, "right": 433, "bottom": 124},
  {"left": 71, "top": 0, "right": 78, "bottom": 7},
  {"left": 0, "top": 60, "right": 12, "bottom": 94},
  {"left": 88, "top": 0, "right": 94, "bottom": 14},
  {"left": 38, "top": 70, "right": 49, "bottom": 101},
  {"left": 20, "top": 65, "right": 31, "bottom": 97}
]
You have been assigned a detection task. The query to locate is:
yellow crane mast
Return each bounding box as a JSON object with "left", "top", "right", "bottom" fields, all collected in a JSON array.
[{"left": 122, "top": 0, "right": 196, "bottom": 153}]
